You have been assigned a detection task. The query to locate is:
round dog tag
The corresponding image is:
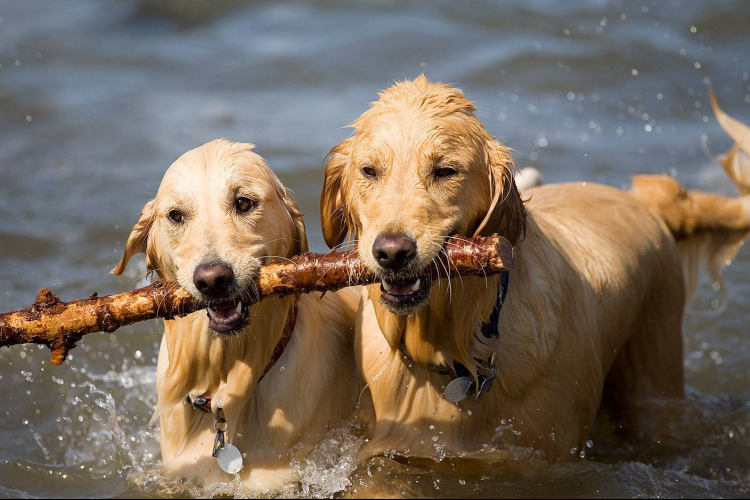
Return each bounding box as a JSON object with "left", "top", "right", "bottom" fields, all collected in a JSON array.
[
  {"left": 216, "top": 443, "right": 243, "bottom": 474},
  {"left": 444, "top": 376, "right": 474, "bottom": 403}
]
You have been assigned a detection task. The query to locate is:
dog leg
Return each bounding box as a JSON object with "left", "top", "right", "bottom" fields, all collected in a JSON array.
[{"left": 598, "top": 254, "right": 686, "bottom": 440}]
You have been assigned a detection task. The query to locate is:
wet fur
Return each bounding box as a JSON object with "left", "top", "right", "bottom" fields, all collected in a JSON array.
[
  {"left": 320, "top": 76, "right": 750, "bottom": 461},
  {"left": 114, "top": 140, "right": 360, "bottom": 492}
]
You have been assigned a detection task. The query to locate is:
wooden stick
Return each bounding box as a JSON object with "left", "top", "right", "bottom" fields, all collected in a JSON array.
[{"left": 0, "top": 235, "right": 514, "bottom": 365}]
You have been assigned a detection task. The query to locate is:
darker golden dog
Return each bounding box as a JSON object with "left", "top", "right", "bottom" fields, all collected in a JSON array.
[{"left": 321, "top": 76, "right": 750, "bottom": 461}]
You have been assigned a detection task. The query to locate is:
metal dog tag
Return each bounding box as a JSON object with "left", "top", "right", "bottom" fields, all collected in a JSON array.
[
  {"left": 445, "top": 376, "right": 474, "bottom": 403},
  {"left": 216, "top": 442, "right": 243, "bottom": 474}
]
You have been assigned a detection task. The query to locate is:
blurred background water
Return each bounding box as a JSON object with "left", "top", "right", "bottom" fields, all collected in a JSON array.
[{"left": 1, "top": 0, "right": 750, "bottom": 497}]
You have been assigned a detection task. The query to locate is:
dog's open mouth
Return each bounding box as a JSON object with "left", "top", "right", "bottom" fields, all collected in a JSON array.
[
  {"left": 380, "top": 277, "right": 432, "bottom": 307},
  {"left": 206, "top": 299, "right": 249, "bottom": 335}
]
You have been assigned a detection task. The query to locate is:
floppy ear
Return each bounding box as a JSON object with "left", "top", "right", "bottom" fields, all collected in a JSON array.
[
  {"left": 111, "top": 199, "right": 156, "bottom": 275},
  {"left": 472, "top": 139, "right": 526, "bottom": 244},
  {"left": 277, "top": 184, "right": 309, "bottom": 256},
  {"left": 320, "top": 137, "right": 353, "bottom": 249}
]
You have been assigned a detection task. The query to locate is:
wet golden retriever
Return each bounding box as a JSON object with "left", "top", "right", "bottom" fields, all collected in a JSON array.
[
  {"left": 113, "top": 139, "right": 360, "bottom": 492},
  {"left": 321, "top": 76, "right": 750, "bottom": 462}
]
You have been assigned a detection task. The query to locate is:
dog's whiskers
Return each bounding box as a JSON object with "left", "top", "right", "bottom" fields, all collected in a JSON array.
[
  {"left": 156, "top": 281, "right": 181, "bottom": 318},
  {"left": 440, "top": 246, "right": 464, "bottom": 289},
  {"left": 127, "top": 267, "right": 164, "bottom": 290},
  {"left": 444, "top": 237, "right": 490, "bottom": 288},
  {"left": 261, "top": 254, "right": 296, "bottom": 265}
]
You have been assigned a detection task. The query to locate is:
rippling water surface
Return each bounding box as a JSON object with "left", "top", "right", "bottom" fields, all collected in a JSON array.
[{"left": 2, "top": 0, "right": 750, "bottom": 497}]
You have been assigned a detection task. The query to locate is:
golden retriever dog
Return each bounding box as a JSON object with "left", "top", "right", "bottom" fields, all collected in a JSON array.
[
  {"left": 320, "top": 76, "right": 750, "bottom": 462},
  {"left": 113, "top": 139, "right": 360, "bottom": 492}
]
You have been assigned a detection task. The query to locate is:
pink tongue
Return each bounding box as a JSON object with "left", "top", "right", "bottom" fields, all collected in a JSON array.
[
  {"left": 388, "top": 283, "right": 417, "bottom": 296},
  {"left": 213, "top": 304, "right": 237, "bottom": 320}
]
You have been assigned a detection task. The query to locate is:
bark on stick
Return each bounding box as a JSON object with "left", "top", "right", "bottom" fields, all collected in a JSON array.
[{"left": 0, "top": 235, "right": 514, "bottom": 364}]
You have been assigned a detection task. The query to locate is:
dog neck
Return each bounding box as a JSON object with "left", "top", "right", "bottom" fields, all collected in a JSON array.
[
  {"left": 369, "top": 272, "right": 505, "bottom": 375},
  {"left": 154, "top": 295, "right": 296, "bottom": 420}
]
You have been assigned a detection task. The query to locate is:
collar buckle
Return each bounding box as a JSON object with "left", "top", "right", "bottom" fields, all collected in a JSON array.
[
  {"left": 476, "top": 363, "right": 498, "bottom": 399},
  {"left": 186, "top": 394, "right": 212, "bottom": 413}
]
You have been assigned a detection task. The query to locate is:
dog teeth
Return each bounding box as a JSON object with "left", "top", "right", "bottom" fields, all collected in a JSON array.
[
  {"left": 207, "top": 306, "right": 242, "bottom": 325},
  {"left": 220, "top": 313, "right": 241, "bottom": 324},
  {"left": 382, "top": 279, "right": 421, "bottom": 293}
]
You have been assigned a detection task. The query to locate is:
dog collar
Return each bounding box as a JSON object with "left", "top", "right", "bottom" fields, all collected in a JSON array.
[
  {"left": 259, "top": 299, "right": 298, "bottom": 381},
  {"left": 186, "top": 299, "right": 299, "bottom": 413},
  {"left": 398, "top": 272, "right": 509, "bottom": 404}
]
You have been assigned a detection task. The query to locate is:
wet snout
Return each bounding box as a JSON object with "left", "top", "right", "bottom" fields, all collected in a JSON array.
[
  {"left": 193, "top": 262, "right": 235, "bottom": 298},
  {"left": 372, "top": 233, "right": 432, "bottom": 311},
  {"left": 372, "top": 234, "right": 417, "bottom": 272},
  {"left": 192, "top": 261, "right": 249, "bottom": 335}
]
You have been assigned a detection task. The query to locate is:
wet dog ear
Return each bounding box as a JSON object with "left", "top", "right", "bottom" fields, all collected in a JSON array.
[
  {"left": 321, "top": 137, "right": 354, "bottom": 249},
  {"left": 111, "top": 199, "right": 156, "bottom": 275},
  {"left": 277, "top": 184, "right": 309, "bottom": 256},
  {"left": 472, "top": 139, "right": 526, "bottom": 244}
]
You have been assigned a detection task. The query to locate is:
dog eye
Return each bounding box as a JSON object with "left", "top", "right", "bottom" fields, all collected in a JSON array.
[
  {"left": 434, "top": 166, "right": 459, "bottom": 179},
  {"left": 235, "top": 197, "right": 256, "bottom": 213},
  {"left": 168, "top": 210, "right": 184, "bottom": 223},
  {"left": 361, "top": 166, "right": 377, "bottom": 179}
]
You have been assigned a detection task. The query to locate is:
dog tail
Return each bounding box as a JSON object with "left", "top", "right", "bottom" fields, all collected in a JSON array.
[{"left": 629, "top": 174, "right": 750, "bottom": 303}]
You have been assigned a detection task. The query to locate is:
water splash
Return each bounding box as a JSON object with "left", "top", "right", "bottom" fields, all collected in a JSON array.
[{"left": 289, "top": 421, "right": 366, "bottom": 499}]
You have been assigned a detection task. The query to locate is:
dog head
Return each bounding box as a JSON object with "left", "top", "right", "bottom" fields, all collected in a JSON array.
[
  {"left": 113, "top": 139, "right": 307, "bottom": 336},
  {"left": 321, "top": 76, "right": 524, "bottom": 316}
]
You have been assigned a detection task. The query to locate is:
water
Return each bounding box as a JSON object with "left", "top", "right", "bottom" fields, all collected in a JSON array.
[{"left": 1, "top": 0, "right": 750, "bottom": 497}]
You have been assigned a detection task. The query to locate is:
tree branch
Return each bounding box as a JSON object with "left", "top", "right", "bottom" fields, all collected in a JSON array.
[{"left": 0, "top": 235, "right": 514, "bottom": 364}]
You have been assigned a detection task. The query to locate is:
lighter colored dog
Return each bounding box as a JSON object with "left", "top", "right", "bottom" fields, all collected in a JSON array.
[
  {"left": 114, "top": 139, "right": 360, "bottom": 492},
  {"left": 320, "top": 76, "right": 750, "bottom": 462}
]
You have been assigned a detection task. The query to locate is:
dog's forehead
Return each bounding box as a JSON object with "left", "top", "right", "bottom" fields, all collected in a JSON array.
[
  {"left": 352, "top": 113, "right": 481, "bottom": 165},
  {"left": 158, "top": 143, "right": 277, "bottom": 199},
  {"left": 354, "top": 109, "right": 479, "bottom": 157}
]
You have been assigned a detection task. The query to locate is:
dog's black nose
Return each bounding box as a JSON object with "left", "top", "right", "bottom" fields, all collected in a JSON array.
[
  {"left": 193, "top": 262, "right": 234, "bottom": 297},
  {"left": 372, "top": 234, "right": 417, "bottom": 271}
]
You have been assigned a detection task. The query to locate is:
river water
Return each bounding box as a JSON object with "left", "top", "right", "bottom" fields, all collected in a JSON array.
[{"left": 2, "top": 0, "right": 750, "bottom": 497}]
